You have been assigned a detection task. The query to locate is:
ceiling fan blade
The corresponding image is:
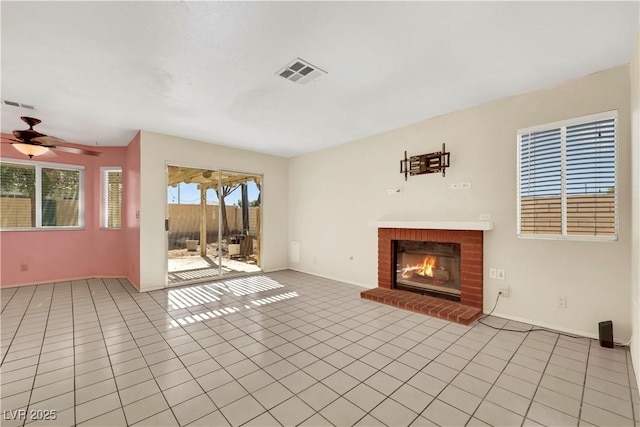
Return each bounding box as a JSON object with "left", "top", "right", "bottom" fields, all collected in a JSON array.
[
  {"left": 53, "top": 145, "right": 102, "bottom": 156},
  {"left": 31, "top": 135, "right": 64, "bottom": 146},
  {"left": 13, "top": 129, "right": 46, "bottom": 141},
  {"left": 40, "top": 150, "right": 58, "bottom": 158},
  {"left": 9, "top": 117, "right": 102, "bottom": 157},
  {"left": 1, "top": 137, "right": 22, "bottom": 144}
]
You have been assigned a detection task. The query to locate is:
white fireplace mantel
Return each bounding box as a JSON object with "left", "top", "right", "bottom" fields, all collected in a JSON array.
[{"left": 368, "top": 220, "right": 493, "bottom": 231}]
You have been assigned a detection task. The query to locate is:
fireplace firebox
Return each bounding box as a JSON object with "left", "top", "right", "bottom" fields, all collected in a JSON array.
[
  {"left": 395, "top": 240, "right": 461, "bottom": 302},
  {"left": 362, "top": 225, "right": 486, "bottom": 325}
]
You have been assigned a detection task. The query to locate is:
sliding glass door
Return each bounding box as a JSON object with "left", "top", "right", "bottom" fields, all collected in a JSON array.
[{"left": 166, "top": 165, "right": 262, "bottom": 286}]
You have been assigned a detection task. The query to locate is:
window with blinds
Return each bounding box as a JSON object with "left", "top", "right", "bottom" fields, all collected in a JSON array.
[
  {"left": 0, "top": 159, "right": 83, "bottom": 229},
  {"left": 517, "top": 112, "right": 617, "bottom": 240},
  {"left": 41, "top": 167, "right": 81, "bottom": 227},
  {"left": 102, "top": 167, "right": 122, "bottom": 229}
]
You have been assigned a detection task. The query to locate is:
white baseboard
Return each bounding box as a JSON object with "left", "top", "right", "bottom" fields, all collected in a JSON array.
[
  {"left": 264, "top": 267, "right": 290, "bottom": 273},
  {"left": 1, "top": 275, "right": 126, "bottom": 289},
  {"left": 287, "top": 267, "right": 375, "bottom": 290},
  {"left": 124, "top": 275, "right": 140, "bottom": 291},
  {"left": 488, "top": 311, "right": 631, "bottom": 345},
  {"left": 140, "top": 283, "right": 166, "bottom": 292}
]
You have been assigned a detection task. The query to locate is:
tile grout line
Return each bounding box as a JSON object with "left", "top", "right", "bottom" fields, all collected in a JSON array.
[
  {"left": 348, "top": 319, "right": 468, "bottom": 426},
  {"left": 452, "top": 320, "right": 542, "bottom": 426},
  {"left": 81, "top": 278, "right": 133, "bottom": 426},
  {"left": 69, "top": 281, "right": 77, "bottom": 427},
  {"left": 163, "top": 280, "right": 367, "bottom": 417},
  {"left": 0, "top": 287, "right": 19, "bottom": 315},
  {"left": 17, "top": 283, "right": 77, "bottom": 422},
  {"left": 102, "top": 278, "right": 193, "bottom": 426},
  {"left": 107, "top": 278, "right": 234, "bottom": 426},
  {"left": 576, "top": 339, "right": 593, "bottom": 424},
  {"left": 0, "top": 286, "right": 38, "bottom": 367},
  {"left": 169, "top": 279, "right": 417, "bottom": 426},
  {"left": 21, "top": 284, "right": 55, "bottom": 427},
  {"left": 267, "top": 292, "right": 453, "bottom": 424},
  {"left": 519, "top": 331, "right": 562, "bottom": 426},
  {"left": 278, "top": 311, "right": 480, "bottom": 425},
  {"left": 305, "top": 285, "right": 483, "bottom": 417},
  {"left": 421, "top": 319, "right": 521, "bottom": 422},
  {"left": 183, "top": 282, "right": 379, "bottom": 426},
  {"left": 2, "top": 272, "right": 637, "bottom": 427},
  {"left": 129, "top": 280, "right": 254, "bottom": 426},
  {"left": 290, "top": 313, "right": 455, "bottom": 427},
  {"left": 580, "top": 344, "right": 636, "bottom": 423},
  {"left": 628, "top": 350, "right": 638, "bottom": 426}
]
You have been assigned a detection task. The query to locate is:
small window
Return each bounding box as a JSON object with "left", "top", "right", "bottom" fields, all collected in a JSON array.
[
  {"left": 101, "top": 167, "right": 122, "bottom": 229},
  {"left": 0, "top": 159, "right": 84, "bottom": 229},
  {"left": 517, "top": 111, "right": 617, "bottom": 240}
]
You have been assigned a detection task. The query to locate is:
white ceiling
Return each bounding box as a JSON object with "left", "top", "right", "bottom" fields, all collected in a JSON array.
[{"left": 1, "top": 1, "right": 638, "bottom": 157}]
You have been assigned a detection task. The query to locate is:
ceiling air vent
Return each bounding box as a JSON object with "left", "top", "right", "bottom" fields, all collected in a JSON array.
[
  {"left": 2, "top": 99, "right": 35, "bottom": 110},
  {"left": 276, "top": 58, "right": 327, "bottom": 85}
]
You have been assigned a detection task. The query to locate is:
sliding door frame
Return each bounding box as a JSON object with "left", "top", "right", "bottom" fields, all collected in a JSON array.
[{"left": 164, "top": 161, "right": 264, "bottom": 288}]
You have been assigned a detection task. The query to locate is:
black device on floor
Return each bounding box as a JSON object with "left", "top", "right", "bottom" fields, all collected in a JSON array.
[{"left": 598, "top": 320, "right": 614, "bottom": 348}]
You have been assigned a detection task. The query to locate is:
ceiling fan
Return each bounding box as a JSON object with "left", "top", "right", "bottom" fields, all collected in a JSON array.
[{"left": 1, "top": 116, "right": 102, "bottom": 158}]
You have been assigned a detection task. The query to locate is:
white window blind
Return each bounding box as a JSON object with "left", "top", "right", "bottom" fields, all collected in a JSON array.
[
  {"left": 102, "top": 167, "right": 122, "bottom": 229},
  {"left": 519, "top": 128, "right": 563, "bottom": 235},
  {"left": 518, "top": 112, "right": 617, "bottom": 240}
]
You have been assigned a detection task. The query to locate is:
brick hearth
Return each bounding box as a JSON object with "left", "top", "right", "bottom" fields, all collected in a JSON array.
[
  {"left": 361, "top": 227, "right": 484, "bottom": 325},
  {"left": 361, "top": 287, "right": 482, "bottom": 325}
]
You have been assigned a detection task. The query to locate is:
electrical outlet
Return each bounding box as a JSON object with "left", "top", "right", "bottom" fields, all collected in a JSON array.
[
  {"left": 557, "top": 297, "right": 567, "bottom": 309},
  {"left": 497, "top": 269, "right": 506, "bottom": 280},
  {"left": 499, "top": 288, "right": 509, "bottom": 297},
  {"left": 20, "top": 263, "right": 28, "bottom": 272},
  {"left": 489, "top": 268, "right": 497, "bottom": 279}
]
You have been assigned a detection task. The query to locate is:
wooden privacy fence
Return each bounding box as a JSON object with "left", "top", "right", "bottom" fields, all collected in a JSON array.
[
  {"left": 520, "top": 194, "right": 615, "bottom": 235},
  {"left": 168, "top": 204, "right": 259, "bottom": 235},
  {"left": 0, "top": 198, "right": 32, "bottom": 228},
  {"left": 1, "top": 198, "right": 78, "bottom": 228}
]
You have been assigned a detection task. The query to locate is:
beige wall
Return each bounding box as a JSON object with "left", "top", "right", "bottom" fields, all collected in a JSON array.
[
  {"left": 630, "top": 22, "right": 640, "bottom": 385},
  {"left": 289, "top": 65, "right": 632, "bottom": 340},
  {"left": 139, "top": 131, "right": 288, "bottom": 291}
]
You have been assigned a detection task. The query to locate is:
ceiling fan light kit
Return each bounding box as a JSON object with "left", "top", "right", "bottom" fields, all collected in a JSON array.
[
  {"left": 2, "top": 116, "right": 102, "bottom": 158},
  {"left": 10, "top": 142, "right": 51, "bottom": 158}
]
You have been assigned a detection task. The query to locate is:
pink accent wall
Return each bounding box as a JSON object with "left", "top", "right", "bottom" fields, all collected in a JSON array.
[{"left": 0, "top": 133, "right": 141, "bottom": 288}]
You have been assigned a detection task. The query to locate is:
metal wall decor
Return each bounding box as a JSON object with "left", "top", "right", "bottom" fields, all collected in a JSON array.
[{"left": 400, "top": 143, "right": 450, "bottom": 180}]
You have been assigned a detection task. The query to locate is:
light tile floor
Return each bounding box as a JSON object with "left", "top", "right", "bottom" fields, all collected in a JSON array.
[{"left": 1, "top": 271, "right": 638, "bottom": 427}]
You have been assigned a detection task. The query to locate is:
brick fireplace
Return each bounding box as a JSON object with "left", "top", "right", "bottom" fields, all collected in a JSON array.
[{"left": 361, "top": 222, "right": 490, "bottom": 325}]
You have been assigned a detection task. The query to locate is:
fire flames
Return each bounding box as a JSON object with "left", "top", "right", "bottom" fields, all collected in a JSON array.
[{"left": 401, "top": 256, "right": 436, "bottom": 278}]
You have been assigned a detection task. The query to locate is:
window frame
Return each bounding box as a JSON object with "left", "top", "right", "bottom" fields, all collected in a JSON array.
[
  {"left": 101, "top": 166, "right": 122, "bottom": 230},
  {"left": 516, "top": 110, "right": 618, "bottom": 242},
  {"left": 0, "top": 157, "right": 85, "bottom": 231}
]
